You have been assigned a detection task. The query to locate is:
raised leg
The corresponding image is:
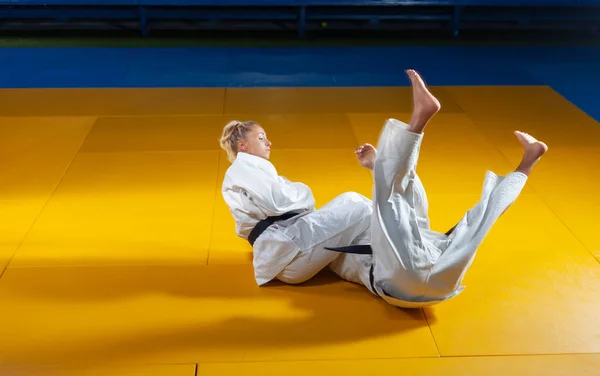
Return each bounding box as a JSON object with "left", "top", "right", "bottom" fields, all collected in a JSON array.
[
  {"left": 424, "top": 131, "right": 548, "bottom": 299},
  {"left": 371, "top": 70, "right": 440, "bottom": 200},
  {"left": 367, "top": 70, "right": 443, "bottom": 300},
  {"left": 355, "top": 69, "right": 440, "bottom": 172}
]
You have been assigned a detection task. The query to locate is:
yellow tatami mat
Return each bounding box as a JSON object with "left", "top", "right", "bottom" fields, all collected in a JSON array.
[
  {"left": 224, "top": 87, "right": 463, "bottom": 114},
  {"left": 10, "top": 150, "right": 220, "bottom": 267},
  {"left": 0, "top": 86, "right": 599, "bottom": 373},
  {"left": 0, "top": 88, "right": 225, "bottom": 116},
  {"left": 4, "top": 354, "right": 600, "bottom": 376},
  {"left": 0, "top": 364, "right": 196, "bottom": 376},
  {"left": 0, "top": 116, "right": 95, "bottom": 269},
  {"left": 196, "top": 354, "right": 600, "bottom": 375},
  {"left": 0, "top": 265, "right": 437, "bottom": 365}
]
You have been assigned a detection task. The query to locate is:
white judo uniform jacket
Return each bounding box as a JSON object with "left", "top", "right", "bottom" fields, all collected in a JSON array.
[{"left": 221, "top": 152, "right": 373, "bottom": 287}]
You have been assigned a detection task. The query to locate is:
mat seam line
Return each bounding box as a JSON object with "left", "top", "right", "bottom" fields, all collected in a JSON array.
[
  {"left": 206, "top": 151, "right": 224, "bottom": 266},
  {"left": 0, "top": 118, "right": 97, "bottom": 278},
  {"left": 423, "top": 308, "right": 442, "bottom": 357}
]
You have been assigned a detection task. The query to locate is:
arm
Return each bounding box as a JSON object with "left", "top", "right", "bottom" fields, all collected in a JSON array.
[{"left": 223, "top": 166, "right": 315, "bottom": 218}]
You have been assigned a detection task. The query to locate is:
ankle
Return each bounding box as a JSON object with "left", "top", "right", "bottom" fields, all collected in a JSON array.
[
  {"left": 516, "top": 162, "right": 533, "bottom": 176},
  {"left": 408, "top": 119, "right": 427, "bottom": 134}
]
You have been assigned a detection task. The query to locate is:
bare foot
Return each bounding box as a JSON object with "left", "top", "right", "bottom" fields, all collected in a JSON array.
[
  {"left": 514, "top": 131, "right": 548, "bottom": 175},
  {"left": 407, "top": 69, "right": 441, "bottom": 133},
  {"left": 355, "top": 143, "right": 377, "bottom": 170}
]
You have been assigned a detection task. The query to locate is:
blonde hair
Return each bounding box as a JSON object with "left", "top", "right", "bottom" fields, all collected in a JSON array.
[{"left": 219, "top": 120, "right": 258, "bottom": 163}]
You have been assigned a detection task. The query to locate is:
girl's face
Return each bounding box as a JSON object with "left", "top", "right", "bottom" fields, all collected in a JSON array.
[{"left": 238, "top": 124, "right": 271, "bottom": 160}]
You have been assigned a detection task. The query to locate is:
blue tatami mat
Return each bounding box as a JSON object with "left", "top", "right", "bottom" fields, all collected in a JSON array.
[{"left": 0, "top": 46, "right": 597, "bottom": 121}]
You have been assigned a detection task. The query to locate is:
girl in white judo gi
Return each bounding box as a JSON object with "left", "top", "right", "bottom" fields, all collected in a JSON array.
[
  {"left": 219, "top": 119, "right": 373, "bottom": 287},
  {"left": 220, "top": 69, "right": 548, "bottom": 308}
]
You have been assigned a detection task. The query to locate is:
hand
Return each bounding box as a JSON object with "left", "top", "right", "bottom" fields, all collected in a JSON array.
[{"left": 355, "top": 143, "right": 377, "bottom": 170}]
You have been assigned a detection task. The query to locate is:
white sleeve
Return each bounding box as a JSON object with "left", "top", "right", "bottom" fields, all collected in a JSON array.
[{"left": 223, "top": 168, "right": 314, "bottom": 219}]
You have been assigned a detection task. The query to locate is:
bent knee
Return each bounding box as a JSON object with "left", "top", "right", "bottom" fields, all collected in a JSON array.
[
  {"left": 344, "top": 192, "right": 373, "bottom": 216},
  {"left": 336, "top": 191, "right": 372, "bottom": 206},
  {"left": 318, "top": 191, "right": 373, "bottom": 224}
]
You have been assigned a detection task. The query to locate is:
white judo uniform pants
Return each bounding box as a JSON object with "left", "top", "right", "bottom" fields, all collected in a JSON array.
[
  {"left": 370, "top": 119, "right": 528, "bottom": 307},
  {"left": 274, "top": 192, "right": 373, "bottom": 285}
]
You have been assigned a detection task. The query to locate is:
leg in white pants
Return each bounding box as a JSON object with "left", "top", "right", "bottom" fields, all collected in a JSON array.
[
  {"left": 276, "top": 191, "right": 373, "bottom": 285},
  {"left": 371, "top": 118, "right": 528, "bottom": 305},
  {"left": 353, "top": 69, "right": 546, "bottom": 307}
]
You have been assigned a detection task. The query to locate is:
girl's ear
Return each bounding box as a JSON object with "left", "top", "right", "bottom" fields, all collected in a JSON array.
[{"left": 237, "top": 139, "right": 247, "bottom": 152}]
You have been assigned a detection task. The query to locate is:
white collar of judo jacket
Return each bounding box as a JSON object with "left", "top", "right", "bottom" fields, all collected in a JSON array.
[{"left": 223, "top": 152, "right": 317, "bottom": 219}]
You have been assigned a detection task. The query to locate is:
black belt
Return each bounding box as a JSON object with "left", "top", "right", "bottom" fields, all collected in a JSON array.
[
  {"left": 250, "top": 214, "right": 457, "bottom": 251},
  {"left": 248, "top": 212, "right": 299, "bottom": 246},
  {"left": 325, "top": 245, "right": 372, "bottom": 254},
  {"left": 323, "top": 221, "right": 457, "bottom": 255}
]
